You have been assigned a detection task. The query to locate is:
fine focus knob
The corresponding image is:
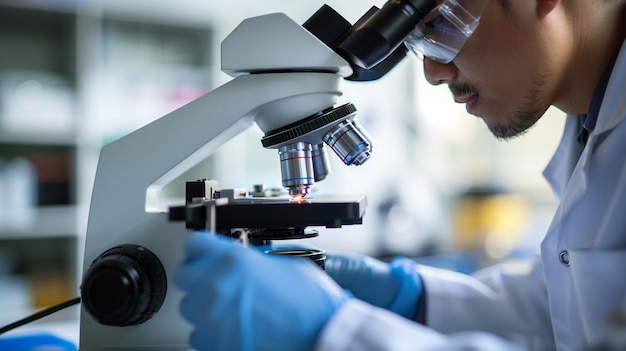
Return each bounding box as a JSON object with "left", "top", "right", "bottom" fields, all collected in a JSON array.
[{"left": 81, "top": 244, "right": 167, "bottom": 326}]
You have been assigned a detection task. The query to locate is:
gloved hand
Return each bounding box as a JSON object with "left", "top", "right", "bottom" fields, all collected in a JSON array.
[
  {"left": 173, "top": 231, "right": 350, "bottom": 351},
  {"left": 325, "top": 253, "right": 422, "bottom": 319}
]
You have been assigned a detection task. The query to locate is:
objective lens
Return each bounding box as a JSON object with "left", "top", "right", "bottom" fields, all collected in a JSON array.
[
  {"left": 323, "top": 120, "right": 372, "bottom": 166},
  {"left": 311, "top": 143, "right": 331, "bottom": 182},
  {"left": 278, "top": 142, "right": 315, "bottom": 196}
]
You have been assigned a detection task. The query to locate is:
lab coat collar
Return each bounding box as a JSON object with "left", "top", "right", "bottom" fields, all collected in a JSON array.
[
  {"left": 578, "top": 55, "right": 617, "bottom": 145},
  {"left": 542, "top": 117, "right": 582, "bottom": 199},
  {"left": 593, "top": 38, "right": 626, "bottom": 136},
  {"left": 543, "top": 38, "right": 626, "bottom": 204}
]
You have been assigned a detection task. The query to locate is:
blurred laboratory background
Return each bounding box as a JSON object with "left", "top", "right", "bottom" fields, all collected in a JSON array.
[{"left": 0, "top": 0, "right": 565, "bottom": 326}]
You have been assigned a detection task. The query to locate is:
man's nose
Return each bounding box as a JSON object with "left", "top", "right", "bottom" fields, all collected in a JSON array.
[{"left": 423, "top": 57, "right": 458, "bottom": 85}]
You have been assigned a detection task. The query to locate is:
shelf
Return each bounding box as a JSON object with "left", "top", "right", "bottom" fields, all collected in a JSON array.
[
  {"left": 0, "top": 5, "right": 76, "bottom": 80},
  {"left": 0, "top": 130, "right": 76, "bottom": 146},
  {"left": 0, "top": 205, "right": 78, "bottom": 239},
  {"left": 0, "top": 1, "right": 80, "bottom": 15},
  {"left": 0, "top": 1, "right": 217, "bottom": 302}
]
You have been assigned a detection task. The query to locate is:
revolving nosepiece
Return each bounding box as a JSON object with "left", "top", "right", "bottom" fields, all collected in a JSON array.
[{"left": 266, "top": 103, "right": 373, "bottom": 196}]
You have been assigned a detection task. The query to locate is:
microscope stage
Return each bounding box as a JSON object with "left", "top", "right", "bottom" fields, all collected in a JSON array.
[{"left": 169, "top": 195, "right": 366, "bottom": 230}]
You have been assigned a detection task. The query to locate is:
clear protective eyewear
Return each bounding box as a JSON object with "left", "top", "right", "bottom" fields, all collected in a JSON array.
[{"left": 404, "top": 0, "right": 489, "bottom": 64}]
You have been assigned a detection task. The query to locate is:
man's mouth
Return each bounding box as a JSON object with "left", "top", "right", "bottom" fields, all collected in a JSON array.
[
  {"left": 454, "top": 93, "right": 479, "bottom": 114},
  {"left": 450, "top": 83, "right": 480, "bottom": 114}
]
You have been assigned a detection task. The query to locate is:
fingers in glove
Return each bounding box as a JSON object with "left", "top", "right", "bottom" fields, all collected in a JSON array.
[
  {"left": 174, "top": 231, "right": 249, "bottom": 288},
  {"left": 325, "top": 254, "right": 389, "bottom": 286},
  {"left": 182, "top": 231, "right": 239, "bottom": 260}
]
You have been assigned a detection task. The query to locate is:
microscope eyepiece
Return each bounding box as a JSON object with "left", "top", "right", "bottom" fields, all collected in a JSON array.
[
  {"left": 338, "top": 0, "right": 436, "bottom": 69},
  {"left": 303, "top": 0, "right": 437, "bottom": 81}
]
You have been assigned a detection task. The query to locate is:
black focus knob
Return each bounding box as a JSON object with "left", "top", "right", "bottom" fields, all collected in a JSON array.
[{"left": 81, "top": 244, "right": 167, "bottom": 326}]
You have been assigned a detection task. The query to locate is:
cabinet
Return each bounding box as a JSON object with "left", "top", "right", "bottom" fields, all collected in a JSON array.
[{"left": 0, "top": 2, "right": 214, "bottom": 323}]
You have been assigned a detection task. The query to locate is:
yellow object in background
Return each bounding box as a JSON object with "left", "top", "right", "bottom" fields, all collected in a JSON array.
[
  {"left": 453, "top": 189, "right": 530, "bottom": 259},
  {"left": 29, "top": 271, "right": 72, "bottom": 309}
]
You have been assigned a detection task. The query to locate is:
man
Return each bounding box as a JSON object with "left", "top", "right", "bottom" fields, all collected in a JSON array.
[{"left": 173, "top": 0, "right": 626, "bottom": 350}]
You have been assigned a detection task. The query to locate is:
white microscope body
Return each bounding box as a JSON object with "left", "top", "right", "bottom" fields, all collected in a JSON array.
[
  {"left": 79, "top": 0, "right": 437, "bottom": 347},
  {"left": 78, "top": 13, "right": 354, "bottom": 351}
]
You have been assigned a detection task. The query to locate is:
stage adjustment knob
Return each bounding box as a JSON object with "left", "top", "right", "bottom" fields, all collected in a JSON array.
[{"left": 81, "top": 244, "right": 167, "bottom": 326}]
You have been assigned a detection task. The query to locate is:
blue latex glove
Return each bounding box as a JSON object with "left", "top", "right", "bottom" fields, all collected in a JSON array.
[
  {"left": 325, "top": 253, "right": 422, "bottom": 319},
  {"left": 173, "top": 232, "right": 349, "bottom": 351}
]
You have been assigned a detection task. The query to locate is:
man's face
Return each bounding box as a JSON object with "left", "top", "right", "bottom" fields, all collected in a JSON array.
[{"left": 422, "top": 0, "right": 566, "bottom": 139}]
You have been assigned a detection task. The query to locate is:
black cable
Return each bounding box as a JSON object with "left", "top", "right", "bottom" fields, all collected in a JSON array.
[{"left": 0, "top": 297, "right": 81, "bottom": 335}]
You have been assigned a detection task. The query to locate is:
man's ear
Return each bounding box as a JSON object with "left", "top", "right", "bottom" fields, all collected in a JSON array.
[{"left": 537, "top": 0, "right": 561, "bottom": 18}]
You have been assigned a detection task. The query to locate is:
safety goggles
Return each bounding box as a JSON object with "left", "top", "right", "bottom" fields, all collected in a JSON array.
[{"left": 404, "top": 0, "right": 489, "bottom": 64}]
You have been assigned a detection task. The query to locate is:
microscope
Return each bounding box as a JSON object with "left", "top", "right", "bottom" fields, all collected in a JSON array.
[{"left": 78, "top": 1, "right": 436, "bottom": 349}]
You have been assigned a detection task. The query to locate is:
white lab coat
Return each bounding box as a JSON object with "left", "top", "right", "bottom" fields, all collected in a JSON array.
[{"left": 316, "top": 39, "right": 626, "bottom": 351}]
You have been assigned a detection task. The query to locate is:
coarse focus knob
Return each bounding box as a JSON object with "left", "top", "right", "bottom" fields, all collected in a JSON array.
[{"left": 81, "top": 244, "right": 167, "bottom": 326}]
